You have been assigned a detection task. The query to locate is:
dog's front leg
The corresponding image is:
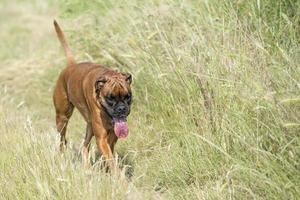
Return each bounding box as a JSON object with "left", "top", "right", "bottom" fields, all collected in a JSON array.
[
  {"left": 96, "top": 136, "right": 114, "bottom": 168},
  {"left": 92, "top": 121, "right": 117, "bottom": 173},
  {"left": 82, "top": 123, "right": 93, "bottom": 168}
]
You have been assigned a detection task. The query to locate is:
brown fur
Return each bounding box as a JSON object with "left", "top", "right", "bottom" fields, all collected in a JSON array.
[{"left": 52, "top": 20, "right": 131, "bottom": 171}]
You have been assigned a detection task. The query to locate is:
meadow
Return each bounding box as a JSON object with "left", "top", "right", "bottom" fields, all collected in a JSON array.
[{"left": 0, "top": 0, "right": 299, "bottom": 199}]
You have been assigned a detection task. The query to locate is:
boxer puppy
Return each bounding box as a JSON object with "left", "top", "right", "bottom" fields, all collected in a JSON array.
[{"left": 52, "top": 20, "right": 132, "bottom": 170}]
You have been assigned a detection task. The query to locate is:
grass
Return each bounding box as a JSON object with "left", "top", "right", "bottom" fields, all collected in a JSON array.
[{"left": 0, "top": 0, "right": 299, "bottom": 199}]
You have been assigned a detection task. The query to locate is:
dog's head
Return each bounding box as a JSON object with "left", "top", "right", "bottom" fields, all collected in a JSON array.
[{"left": 95, "top": 72, "right": 132, "bottom": 138}]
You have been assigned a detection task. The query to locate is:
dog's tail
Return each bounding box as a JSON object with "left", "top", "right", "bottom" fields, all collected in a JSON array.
[{"left": 53, "top": 20, "right": 75, "bottom": 66}]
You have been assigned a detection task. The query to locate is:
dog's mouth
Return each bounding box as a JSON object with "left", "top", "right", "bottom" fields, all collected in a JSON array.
[{"left": 112, "top": 118, "right": 129, "bottom": 138}]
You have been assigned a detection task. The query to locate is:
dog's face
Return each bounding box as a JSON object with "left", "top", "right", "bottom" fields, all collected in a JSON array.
[{"left": 95, "top": 73, "right": 132, "bottom": 121}]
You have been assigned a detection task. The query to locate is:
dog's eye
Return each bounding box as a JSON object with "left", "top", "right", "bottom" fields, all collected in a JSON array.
[
  {"left": 124, "top": 93, "right": 131, "bottom": 101},
  {"left": 106, "top": 95, "right": 115, "bottom": 102}
]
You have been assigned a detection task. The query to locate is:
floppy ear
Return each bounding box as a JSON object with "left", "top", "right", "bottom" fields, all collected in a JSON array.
[
  {"left": 124, "top": 73, "right": 132, "bottom": 85},
  {"left": 95, "top": 77, "right": 107, "bottom": 94}
]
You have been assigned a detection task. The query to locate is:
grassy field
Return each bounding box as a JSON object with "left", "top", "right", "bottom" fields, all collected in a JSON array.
[{"left": 0, "top": 0, "right": 299, "bottom": 199}]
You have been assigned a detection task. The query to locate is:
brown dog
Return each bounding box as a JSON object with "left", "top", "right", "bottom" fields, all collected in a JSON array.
[{"left": 52, "top": 20, "right": 132, "bottom": 170}]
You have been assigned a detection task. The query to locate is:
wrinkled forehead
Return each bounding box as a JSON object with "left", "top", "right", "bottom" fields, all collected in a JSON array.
[{"left": 103, "top": 78, "right": 130, "bottom": 96}]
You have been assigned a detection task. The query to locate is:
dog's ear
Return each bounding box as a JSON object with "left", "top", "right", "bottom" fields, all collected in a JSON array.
[
  {"left": 123, "top": 73, "right": 132, "bottom": 85},
  {"left": 95, "top": 77, "right": 107, "bottom": 94}
]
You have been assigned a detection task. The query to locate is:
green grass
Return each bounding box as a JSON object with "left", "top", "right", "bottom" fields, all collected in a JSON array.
[{"left": 0, "top": 0, "right": 299, "bottom": 199}]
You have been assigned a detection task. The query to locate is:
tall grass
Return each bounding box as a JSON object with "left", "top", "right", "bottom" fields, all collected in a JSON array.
[{"left": 0, "top": 0, "right": 299, "bottom": 199}]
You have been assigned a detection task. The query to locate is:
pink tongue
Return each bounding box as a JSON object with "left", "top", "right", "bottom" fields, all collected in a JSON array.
[{"left": 113, "top": 119, "right": 129, "bottom": 138}]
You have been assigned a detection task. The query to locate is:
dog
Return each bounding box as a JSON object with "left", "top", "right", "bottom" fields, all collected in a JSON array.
[{"left": 52, "top": 20, "right": 132, "bottom": 170}]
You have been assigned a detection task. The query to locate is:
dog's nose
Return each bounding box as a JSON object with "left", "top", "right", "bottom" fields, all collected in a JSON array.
[{"left": 116, "top": 105, "right": 126, "bottom": 114}]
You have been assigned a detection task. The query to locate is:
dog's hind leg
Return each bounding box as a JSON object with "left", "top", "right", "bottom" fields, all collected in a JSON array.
[
  {"left": 53, "top": 82, "right": 74, "bottom": 152},
  {"left": 82, "top": 123, "right": 93, "bottom": 168}
]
